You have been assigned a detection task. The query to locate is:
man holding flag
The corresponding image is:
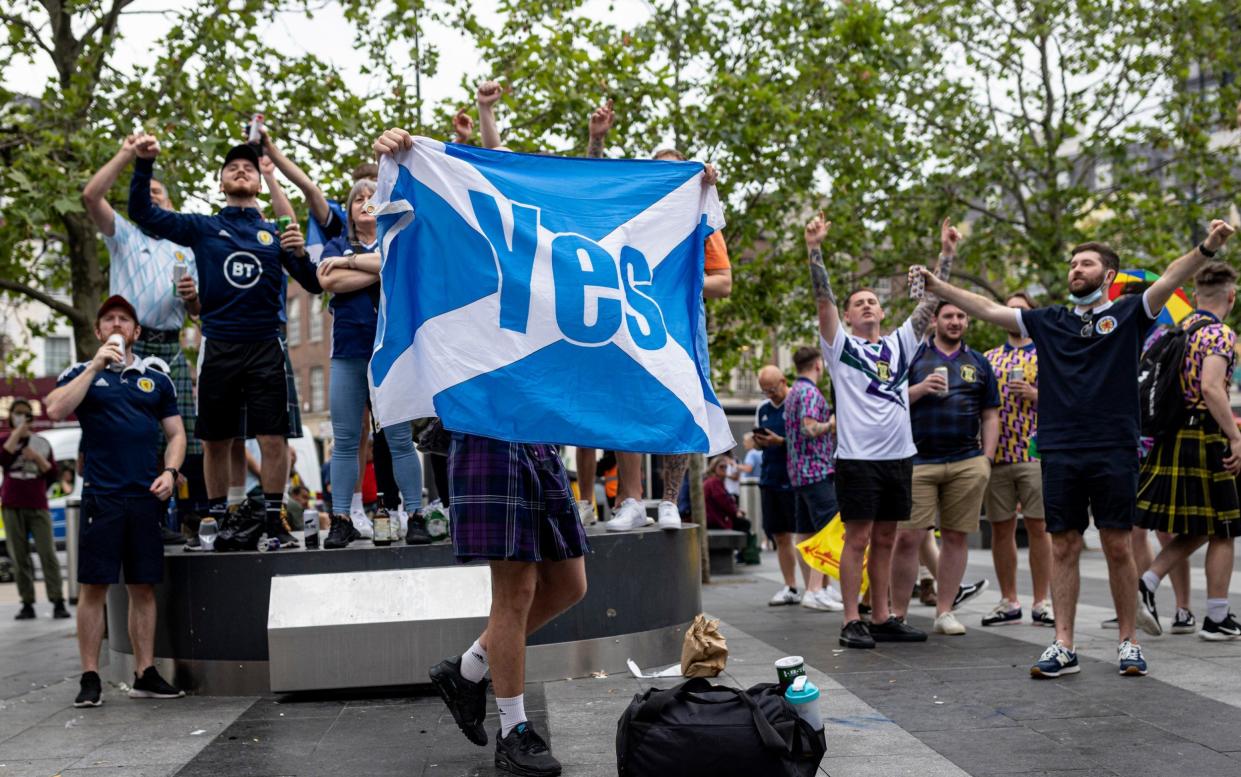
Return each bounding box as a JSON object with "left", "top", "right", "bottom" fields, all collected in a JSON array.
[{"left": 371, "top": 123, "right": 730, "bottom": 776}]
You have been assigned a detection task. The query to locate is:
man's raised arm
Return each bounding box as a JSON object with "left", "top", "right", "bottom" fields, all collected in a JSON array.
[
  {"left": 586, "top": 99, "right": 614, "bottom": 158},
  {"left": 915, "top": 267, "right": 1022, "bottom": 334},
  {"left": 907, "top": 217, "right": 961, "bottom": 339},
  {"left": 82, "top": 135, "right": 139, "bottom": 236},
  {"left": 1146, "top": 220, "right": 1236, "bottom": 313},
  {"left": 126, "top": 134, "right": 203, "bottom": 247},
  {"left": 804, "top": 212, "right": 840, "bottom": 345}
]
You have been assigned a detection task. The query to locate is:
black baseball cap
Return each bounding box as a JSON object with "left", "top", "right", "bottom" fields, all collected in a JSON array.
[{"left": 222, "top": 144, "right": 261, "bottom": 173}]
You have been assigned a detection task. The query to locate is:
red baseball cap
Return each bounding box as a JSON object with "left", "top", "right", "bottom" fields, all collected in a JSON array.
[{"left": 96, "top": 295, "right": 138, "bottom": 324}]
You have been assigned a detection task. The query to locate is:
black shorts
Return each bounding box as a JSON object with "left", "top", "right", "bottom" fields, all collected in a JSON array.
[
  {"left": 835, "top": 457, "right": 914, "bottom": 523},
  {"left": 1041, "top": 448, "right": 1137, "bottom": 534},
  {"left": 197, "top": 338, "right": 290, "bottom": 441},
  {"left": 760, "top": 486, "right": 797, "bottom": 535},
  {"left": 793, "top": 477, "right": 838, "bottom": 534},
  {"left": 78, "top": 493, "right": 165, "bottom": 585}
]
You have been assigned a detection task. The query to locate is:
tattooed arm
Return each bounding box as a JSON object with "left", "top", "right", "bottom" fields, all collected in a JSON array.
[
  {"left": 587, "top": 99, "right": 614, "bottom": 158},
  {"left": 804, "top": 211, "right": 840, "bottom": 345},
  {"left": 908, "top": 217, "right": 961, "bottom": 339}
]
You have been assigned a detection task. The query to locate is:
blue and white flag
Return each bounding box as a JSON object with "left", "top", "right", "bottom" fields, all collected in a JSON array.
[
  {"left": 367, "top": 138, "right": 734, "bottom": 455},
  {"left": 305, "top": 199, "right": 347, "bottom": 265}
]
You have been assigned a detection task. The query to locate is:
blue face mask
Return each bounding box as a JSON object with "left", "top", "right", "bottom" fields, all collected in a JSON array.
[{"left": 1068, "top": 287, "right": 1104, "bottom": 306}]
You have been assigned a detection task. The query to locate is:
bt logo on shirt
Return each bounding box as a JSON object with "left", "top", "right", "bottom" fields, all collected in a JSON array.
[{"left": 224, "top": 252, "right": 263, "bottom": 289}]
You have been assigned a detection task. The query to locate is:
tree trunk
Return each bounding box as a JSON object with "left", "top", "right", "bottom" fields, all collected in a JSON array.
[
  {"left": 64, "top": 211, "right": 106, "bottom": 360},
  {"left": 688, "top": 453, "right": 709, "bottom": 584}
]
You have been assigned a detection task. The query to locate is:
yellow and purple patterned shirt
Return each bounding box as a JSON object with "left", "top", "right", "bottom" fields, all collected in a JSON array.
[
  {"left": 1179, "top": 312, "right": 1236, "bottom": 409},
  {"left": 984, "top": 343, "right": 1038, "bottom": 464}
]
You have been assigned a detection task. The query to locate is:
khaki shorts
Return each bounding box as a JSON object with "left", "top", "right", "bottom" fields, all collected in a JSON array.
[
  {"left": 984, "top": 460, "right": 1044, "bottom": 522},
  {"left": 902, "top": 455, "right": 991, "bottom": 533}
]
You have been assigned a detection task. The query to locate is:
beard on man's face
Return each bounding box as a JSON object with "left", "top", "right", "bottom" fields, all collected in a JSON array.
[{"left": 221, "top": 177, "right": 261, "bottom": 198}]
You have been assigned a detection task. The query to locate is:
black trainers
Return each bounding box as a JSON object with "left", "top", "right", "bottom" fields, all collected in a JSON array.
[
  {"left": 128, "top": 666, "right": 185, "bottom": 699},
  {"left": 1137, "top": 578, "right": 1162, "bottom": 636},
  {"left": 494, "top": 722, "right": 561, "bottom": 776},
  {"left": 52, "top": 600, "right": 70, "bottom": 619},
  {"left": 1171, "top": 608, "right": 1196, "bottom": 635},
  {"left": 952, "top": 579, "right": 989, "bottom": 610},
  {"left": 14, "top": 603, "right": 35, "bottom": 620},
  {"left": 869, "top": 616, "right": 928, "bottom": 642},
  {"left": 405, "top": 512, "right": 433, "bottom": 545},
  {"left": 161, "top": 525, "right": 186, "bottom": 545},
  {"left": 74, "top": 671, "right": 103, "bottom": 708},
  {"left": 216, "top": 503, "right": 264, "bottom": 552},
  {"left": 266, "top": 518, "right": 301, "bottom": 550},
  {"left": 839, "top": 619, "right": 875, "bottom": 649},
  {"left": 1198, "top": 611, "right": 1241, "bottom": 641},
  {"left": 429, "top": 656, "right": 490, "bottom": 746},
  {"left": 323, "top": 514, "right": 361, "bottom": 549}
]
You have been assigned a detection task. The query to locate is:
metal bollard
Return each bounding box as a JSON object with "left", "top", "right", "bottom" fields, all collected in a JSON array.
[{"left": 65, "top": 497, "right": 80, "bottom": 604}]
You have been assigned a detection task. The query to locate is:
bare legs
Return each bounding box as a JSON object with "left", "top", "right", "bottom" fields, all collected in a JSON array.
[
  {"left": 842, "top": 521, "right": 896, "bottom": 623},
  {"left": 76, "top": 583, "right": 158, "bottom": 675}
]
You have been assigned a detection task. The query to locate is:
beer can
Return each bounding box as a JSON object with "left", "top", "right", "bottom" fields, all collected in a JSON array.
[
  {"left": 908, "top": 266, "right": 926, "bottom": 299},
  {"left": 1008, "top": 367, "right": 1024, "bottom": 383},
  {"left": 172, "top": 263, "right": 187, "bottom": 285},
  {"left": 933, "top": 365, "right": 950, "bottom": 397},
  {"left": 106, "top": 333, "right": 126, "bottom": 372},
  {"left": 247, "top": 113, "right": 264, "bottom": 145},
  {"left": 775, "top": 656, "right": 806, "bottom": 689},
  {"left": 276, "top": 215, "right": 292, "bottom": 233}
]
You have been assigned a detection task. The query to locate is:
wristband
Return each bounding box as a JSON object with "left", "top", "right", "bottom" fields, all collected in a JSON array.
[
  {"left": 163, "top": 467, "right": 180, "bottom": 480},
  {"left": 1198, "top": 242, "right": 1217, "bottom": 258}
]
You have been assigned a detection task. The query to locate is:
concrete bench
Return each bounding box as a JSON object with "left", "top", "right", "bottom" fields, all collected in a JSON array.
[{"left": 708, "top": 529, "right": 747, "bottom": 576}]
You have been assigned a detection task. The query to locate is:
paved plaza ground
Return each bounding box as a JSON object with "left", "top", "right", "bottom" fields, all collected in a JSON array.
[{"left": 1, "top": 546, "right": 1240, "bottom": 777}]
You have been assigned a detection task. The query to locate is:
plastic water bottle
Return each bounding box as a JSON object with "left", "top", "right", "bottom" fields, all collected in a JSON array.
[
  {"left": 304, "top": 510, "right": 319, "bottom": 549},
  {"left": 784, "top": 676, "right": 823, "bottom": 734}
]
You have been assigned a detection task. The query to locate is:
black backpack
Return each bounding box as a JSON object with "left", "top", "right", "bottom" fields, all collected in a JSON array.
[
  {"left": 1138, "top": 317, "right": 1215, "bottom": 438},
  {"left": 615, "top": 678, "right": 826, "bottom": 777}
]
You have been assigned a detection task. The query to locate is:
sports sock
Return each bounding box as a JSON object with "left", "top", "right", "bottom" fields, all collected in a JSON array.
[
  {"left": 459, "top": 638, "right": 489, "bottom": 683},
  {"left": 1141, "top": 571, "right": 1160, "bottom": 592},
  {"left": 208, "top": 497, "right": 227, "bottom": 523},
  {"left": 497, "top": 694, "right": 527, "bottom": 738},
  {"left": 1207, "top": 598, "right": 1229, "bottom": 623},
  {"left": 351, "top": 491, "right": 364, "bottom": 513},
  {"left": 264, "top": 493, "right": 285, "bottom": 529},
  {"left": 226, "top": 486, "right": 245, "bottom": 507}
]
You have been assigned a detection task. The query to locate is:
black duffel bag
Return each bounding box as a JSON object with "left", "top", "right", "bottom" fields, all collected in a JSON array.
[{"left": 616, "top": 677, "right": 826, "bottom": 777}]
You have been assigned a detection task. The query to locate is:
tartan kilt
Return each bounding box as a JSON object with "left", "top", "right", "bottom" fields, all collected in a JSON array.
[
  {"left": 132, "top": 339, "right": 201, "bottom": 455},
  {"left": 447, "top": 433, "right": 590, "bottom": 563},
  {"left": 1135, "top": 415, "right": 1241, "bottom": 538}
]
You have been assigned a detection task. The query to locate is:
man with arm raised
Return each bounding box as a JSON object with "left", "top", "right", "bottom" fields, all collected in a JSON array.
[
  {"left": 911, "top": 219, "right": 1236, "bottom": 677},
  {"left": 806, "top": 214, "right": 956, "bottom": 649}
]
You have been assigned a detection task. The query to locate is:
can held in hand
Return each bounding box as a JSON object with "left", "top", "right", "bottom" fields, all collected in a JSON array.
[
  {"left": 276, "top": 215, "right": 292, "bottom": 233},
  {"left": 933, "top": 365, "right": 950, "bottom": 397},
  {"left": 1008, "top": 367, "right": 1024, "bottom": 383},
  {"left": 775, "top": 655, "right": 806, "bottom": 690},
  {"left": 908, "top": 266, "right": 926, "bottom": 299}
]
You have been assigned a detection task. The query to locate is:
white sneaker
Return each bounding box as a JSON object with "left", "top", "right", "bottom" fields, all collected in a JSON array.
[
  {"left": 604, "top": 498, "right": 652, "bottom": 532},
  {"left": 934, "top": 611, "right": 967, "bottom": 635},
  {"left": 394, "top": 510, "right": 410, "bottom": 539},
  {"left": 575, "top": 500, "right": 596, "bottom": 525},
  {"left": 822, "top": 584, "right": 844, "bottom": 606},
  {"left": 769, "top": 586, "right": 802, "bottom": 606},
  {"left": 656, "top": 501, "right": 681, "bottom": 529},
  {"left": 800, "top": 588, "right": 838, "bottom": 612},
  {"left": 814, "top": 587, "right": 844, "bottom": 612},
  {"left": 351, "top": 510, "right": 375, "bottom": 539}
]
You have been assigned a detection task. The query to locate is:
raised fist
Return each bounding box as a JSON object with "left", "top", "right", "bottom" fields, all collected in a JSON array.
[
  {"left": 133, "top": 133, "right": 161, "bottom": 159},
  {"left": 1205, "top": 219, "right": 1237, "bottom": 252},
  {"left": 941, "top": 217, "right": 961, "bottom": 254},
  {"left": 589, "top": 99, "right": 615, "bottom": 138},
  {"left": 476, "top": 81, "right": 503, "bottom": 108},
  {"left": 453, "top": 108, "right": 473, "bottom": 142}
]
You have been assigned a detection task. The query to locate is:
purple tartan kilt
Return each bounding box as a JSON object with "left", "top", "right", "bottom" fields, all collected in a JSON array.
[{"left": 448, "top": 433, "right": 591, "bottom": 563}]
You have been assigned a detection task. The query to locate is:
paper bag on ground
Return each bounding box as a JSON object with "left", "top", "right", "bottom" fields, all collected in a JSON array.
[
  {"left": 680, "top": 614, "right": 727, "bottom": 677},
  {"left": 797, "top": 514, "right": 870, "bottom": 595}
]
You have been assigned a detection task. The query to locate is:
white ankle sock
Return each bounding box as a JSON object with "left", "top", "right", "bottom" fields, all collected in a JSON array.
[
  {"left": 351, "top": 492, "right": 364, "bottom": 513},
  {"left": 226, "top": 487, "right": 245, "bottom": 507},
  {"left": 497, "top": 694, "right": 526, "bottom": 737},
  {"left": 1207, "top": 598, "right": 1229, "bottom": 622},
  {"left": 459, "top": 639, "right": 488, "bottom": 684},
  {"left": 1141, "top": 571, "right": 1160, "bottom": 592}
]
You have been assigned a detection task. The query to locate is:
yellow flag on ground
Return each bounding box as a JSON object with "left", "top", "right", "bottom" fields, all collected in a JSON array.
[{"left": 797, "top": 514, "right": 869, "bottom": 595}]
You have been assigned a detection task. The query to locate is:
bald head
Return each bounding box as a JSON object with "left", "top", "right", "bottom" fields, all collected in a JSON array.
[{"left": 757, "top": 365, "right": 788, "bottom": 403}]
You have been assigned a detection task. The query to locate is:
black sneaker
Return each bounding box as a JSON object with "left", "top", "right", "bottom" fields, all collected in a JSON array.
[
  {"left": 161, "top": 525, "right": 186, "bottom": 545},
  {"left": 128, "top": 666, "right": 185, "bottom": 699},
  {"left": 266, "top": 518, "right": 301, "bottom": 549},
  {"left": 869, "top": 616, "right": 928, "bottom": 642},
  {"left": 429, "top": 656, "right": 490, "bottom": 746},
  {"left": 1198, "top": 612, "right": 1241, "bottom": 642},
  {"left": 952, "top": 579, "right": 989, "bottom": 610},
  {"left": 858, "top": 603, "right": 872, "bottom": 623},
  {"left": 324, "top": 514, "right": 361, "bottom": 549},
  {"left": 839, "top": 619, "right": 875, "bottom": 649},
  {"left": 52, "top": 600, "right": 70, "bottom": 619},
  {"left": 14, "top": 603, "right": 35, "bottom": 620},
  {"left": 494, "top": 722, "right": 561, "bottom": 776},
  {"left": 1171, "top": 608, "right": 1196, "bottom": 635},
  {"left": 1137, "top": 578, "right": 1162, "bottom": 636},
  {"left": 74, "top": 671, "right": 103, "bottom": 707},
  {"left": 405, "top": 512, "right": 433, "bottom": 545},
  {"left": 184, "top": 534, "right": 203, "bottom": 552},
  {"left": 216, "top": 503, "right": 264, "bottom": 552}
]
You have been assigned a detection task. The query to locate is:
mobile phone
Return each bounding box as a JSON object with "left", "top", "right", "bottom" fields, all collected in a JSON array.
[{"left": 751, "top": 427, "right": 767, "bottom": 436}]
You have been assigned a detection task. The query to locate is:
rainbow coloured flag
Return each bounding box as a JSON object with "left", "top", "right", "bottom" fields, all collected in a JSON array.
[{"left": 1108, "top": 268, "right": 1193, "bottom": 326}]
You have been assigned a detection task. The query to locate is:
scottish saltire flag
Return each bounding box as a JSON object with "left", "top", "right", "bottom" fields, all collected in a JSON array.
[
  {"left": 306, "top": 199, "right": 348, "bottom": 265},
  {"left": 367, "top": 138, "right": 734, "bottom": 455}
]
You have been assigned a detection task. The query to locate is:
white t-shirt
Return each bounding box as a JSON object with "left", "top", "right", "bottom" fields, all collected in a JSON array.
[
  {"left": 821, "top": 319, "right": 919, "bottom": 461},
  {"left": 724, "top": 461, "right": 740, "bottom": 496}
]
